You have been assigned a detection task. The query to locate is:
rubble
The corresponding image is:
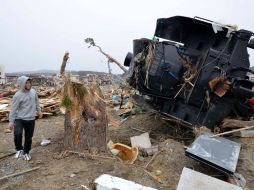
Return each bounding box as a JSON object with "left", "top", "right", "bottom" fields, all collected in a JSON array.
[
  {"left": 39, "top": 93, "right": 61, "bottom": 115},
  {"left": 0, "top": 87, "right": 61, "bottom": 122},
  {"left": 82, "top": 74, "right": 113, "bottom": 86}
]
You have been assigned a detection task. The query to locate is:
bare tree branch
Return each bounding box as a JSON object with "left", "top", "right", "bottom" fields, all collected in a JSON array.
[{"left": 85, "top": 38, "right": 127, "bottom": 73}]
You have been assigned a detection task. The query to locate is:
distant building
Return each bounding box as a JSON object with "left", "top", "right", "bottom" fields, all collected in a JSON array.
[{"left": 0, "top": 65, "right": 6, "bottom": 84}]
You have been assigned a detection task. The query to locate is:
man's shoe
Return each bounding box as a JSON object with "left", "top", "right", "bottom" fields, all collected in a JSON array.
[
  {"left": 23, "top": 154, "right": 31, "bottom": 161},
  {"left": 14, "top": 150, "right": 23, "bottom": 158}
]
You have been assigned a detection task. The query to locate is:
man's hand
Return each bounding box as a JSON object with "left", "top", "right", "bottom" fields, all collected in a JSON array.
[
  {"left": 38, "top": 112, "right": 43, "bottom": 119},
  {"left": 8, "top": 123, "right": 14, "bottom": 131}
]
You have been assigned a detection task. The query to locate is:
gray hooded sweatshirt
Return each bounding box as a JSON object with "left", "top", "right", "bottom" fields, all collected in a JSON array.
[{"left": 9, "top": 76, "right": 41, "bottom": 124}]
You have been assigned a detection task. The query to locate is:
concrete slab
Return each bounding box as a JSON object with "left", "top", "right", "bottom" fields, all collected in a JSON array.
[
  {"left": 94, "top": 174, "right": 157, "bottom": 190},
  {"left": 177, "top": 167, "right": 242, "bottom": 190}
]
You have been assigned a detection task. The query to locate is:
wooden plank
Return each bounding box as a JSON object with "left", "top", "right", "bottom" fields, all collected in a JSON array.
[
  {"left": 0, "top": 167, "right": 40, "bottom": 181},
  {"left": 211, "top": 126, "right": 254, "bottom": 137},
  {"left": 41, "top": 112, "right": 53, "bottom": 115}
]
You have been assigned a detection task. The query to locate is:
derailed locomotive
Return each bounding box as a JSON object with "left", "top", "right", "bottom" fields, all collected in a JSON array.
[{"left": 124, "top": 16, "right": 254, "bottom": 130}]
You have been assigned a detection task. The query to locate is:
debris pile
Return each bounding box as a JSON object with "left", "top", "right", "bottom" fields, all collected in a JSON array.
[
  {"left": 82, "top": 74, "right": 113, "bottom": 86},
  {"left": 39, "top": 93, "right": 61, "bottom": 116},
  {"left": 0, "top": 97, "right": 10, "bottom": 122},
  {"left": 0, "top": 87, "right": 61, "bottom": 121}
]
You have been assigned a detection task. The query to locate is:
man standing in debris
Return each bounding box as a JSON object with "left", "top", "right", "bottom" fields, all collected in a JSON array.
[{"left": 8, "top": 76, "right": 43, "bottom": 161}]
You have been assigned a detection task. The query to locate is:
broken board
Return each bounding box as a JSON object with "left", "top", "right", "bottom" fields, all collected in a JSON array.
[
  {"left": 94, "top": 174, "right": 157, "bottom": 190},
  {"left": 185, "top": 133, "right": 241, "bottom": 174},
  {"left": 177, "top": 167, "right": 242, "bottom": 190}
]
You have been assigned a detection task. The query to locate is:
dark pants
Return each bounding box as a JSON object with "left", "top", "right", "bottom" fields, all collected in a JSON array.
[{"left": 14, "top": 119, "right": 35, "bottom": 154}]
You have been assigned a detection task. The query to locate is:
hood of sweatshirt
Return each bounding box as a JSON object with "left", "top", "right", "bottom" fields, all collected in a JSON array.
[{"left": 17, "top": 76, "right": 30, "bottom": 90}]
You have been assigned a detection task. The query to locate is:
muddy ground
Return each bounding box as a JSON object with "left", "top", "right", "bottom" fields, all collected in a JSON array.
[{"left": 0, "top": 111, "right": 254, "bottom": 189}]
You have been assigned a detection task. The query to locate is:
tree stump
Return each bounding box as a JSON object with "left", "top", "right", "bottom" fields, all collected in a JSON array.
[{"left": 62, "top": 77, "right": 107, "bottom": 151}]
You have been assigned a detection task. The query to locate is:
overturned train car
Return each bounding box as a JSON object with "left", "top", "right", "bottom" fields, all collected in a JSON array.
[{"left": 124, "top": 16, "right": 254, "bottom": 130}]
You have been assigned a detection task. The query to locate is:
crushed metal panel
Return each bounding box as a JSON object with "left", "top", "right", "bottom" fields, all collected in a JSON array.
[
  {"left": 177, "top": 167, "right": 242, "bottom": 190},
  {"left": 154, "top": 16, "right": 229, "bottom": 44},
  {"left": 185, "top": 133, "right": 241, "bottom": 174}
]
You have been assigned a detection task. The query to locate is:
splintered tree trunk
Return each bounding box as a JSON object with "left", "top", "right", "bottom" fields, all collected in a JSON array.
[
  {"left": 63, "top": 78, "right": 107, "bottom": 151},
  {"left": 59, "top": 52, "right": 107, "bottom": 152},
  {"left": 60, "top": 52, "right": 69, "bottom": 75}
]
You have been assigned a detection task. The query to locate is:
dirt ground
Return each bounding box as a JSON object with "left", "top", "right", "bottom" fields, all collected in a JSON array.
[{"left": 0, "top": 111, "right": 254, "bottom": 189}]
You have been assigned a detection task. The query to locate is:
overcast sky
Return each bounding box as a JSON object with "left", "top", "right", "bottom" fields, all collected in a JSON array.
[{"left": 1, "top": 0, "right": 254, "bottom": 74}]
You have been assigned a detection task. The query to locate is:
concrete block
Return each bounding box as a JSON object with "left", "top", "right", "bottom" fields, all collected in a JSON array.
[
  {"left": 94, "top": 174, "right": 157, "bottom": 190},
  {"left": 131, "top": 132, "right": 151, "bottom": 149}
]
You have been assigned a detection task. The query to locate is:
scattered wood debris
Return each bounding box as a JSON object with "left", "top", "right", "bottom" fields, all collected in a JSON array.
[{"left": 0, "top": 88, "right": 62, "bottom": 122}]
